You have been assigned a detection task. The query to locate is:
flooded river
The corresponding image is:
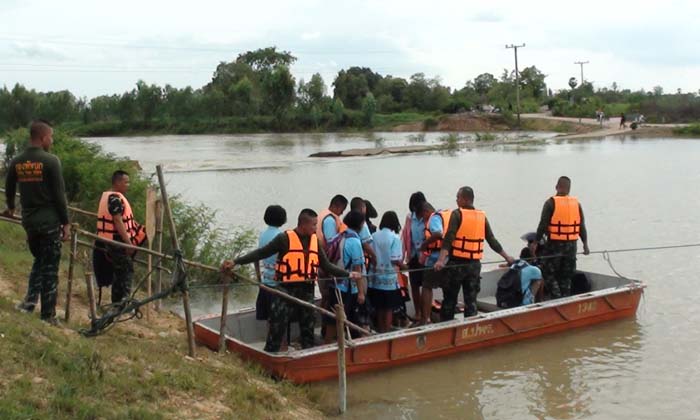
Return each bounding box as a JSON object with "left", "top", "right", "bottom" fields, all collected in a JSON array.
[{"left": 87, "top": 132, "right": 700, "bottom": 419}]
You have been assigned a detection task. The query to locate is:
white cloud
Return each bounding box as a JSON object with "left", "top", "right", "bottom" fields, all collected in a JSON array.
[{"left": 0, "top": 0, "right": 697, "bottom": 97}]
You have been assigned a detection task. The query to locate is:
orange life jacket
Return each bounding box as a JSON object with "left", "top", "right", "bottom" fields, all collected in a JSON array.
[
  {"left": 96, "top": 191, "right": 147, "bottom": 246},
  {"left": 548, "top": 196, "right": 581, "bottom": 241},
  {"left": 424, "top": 209, "right": 452, "bottom": 253},
  {"left": 316, "top": 209, "right": 347, "bottom": 247},
  {"left": 450, "top": 209, "right": 486, "bottom": 260},
  {"left": 275, "top": 230, "right": 320, "bottom": 283}
]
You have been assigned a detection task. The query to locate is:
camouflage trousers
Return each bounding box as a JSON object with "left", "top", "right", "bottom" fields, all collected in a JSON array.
[
  {"left": 24, "top": 226, "right": 62, "bottom": 320},
  {"left": 264, "top": 283, "right": 315, "bottom": 353},
  {"left": 107, "top": 244, "right": 134, "bottom": 304},
  {"left": 440, "top": 259, "right": 482, "bottom": 320},
  {"left": 542, "top": 241, "right": 577, "bottom": 298}
]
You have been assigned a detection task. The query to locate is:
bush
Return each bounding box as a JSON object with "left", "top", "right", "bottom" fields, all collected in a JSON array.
[
  {"left": 423, "top": 117, "right": 438, "bottom": 130},
  {"left": 673, "top": 124, "right": 700, "bottom": 136},
  {"left": 2, "top": 129, "right": 255, "bottom": 284}
]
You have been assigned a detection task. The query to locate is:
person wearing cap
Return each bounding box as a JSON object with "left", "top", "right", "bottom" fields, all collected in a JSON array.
[{"left": 518, "top": 232, "right": 544, "bottom": 267}]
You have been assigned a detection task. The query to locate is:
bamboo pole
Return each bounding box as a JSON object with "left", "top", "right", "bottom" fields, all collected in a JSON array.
[
  {"left": 218, "top": 274, "right": 230, "bottom": 353},
  {"left": 155, "top": 199, "right": 164, "bottom": 311},
  {"left": 335, "top": 304, "right": 347, "bottom": 414},
  {"left": 230, "top": 273, "right": 373, "bottom": 337},
  {"left": 64, "top": 224, "right": 79, "bottom": 322},
  {"left": 145, "top": 187, "right": 157, "bottom": 321},
  {"left": 156, "top": 165, "right": 196, "bottom": 358},
  {"left": 85, "top": 271, "right": 98, "bottom": 322}
]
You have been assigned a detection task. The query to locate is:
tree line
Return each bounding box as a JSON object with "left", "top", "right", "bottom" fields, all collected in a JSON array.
[{"left": 1, "top": 46, "right": 698, "bottom": 135}]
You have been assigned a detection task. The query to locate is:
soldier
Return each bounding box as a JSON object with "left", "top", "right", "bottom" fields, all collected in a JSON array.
[
  {"left": 435, "top": 186, "right": 514, "bottom": 319},
  {"left": 3, "top": 120, "right": 70, "bottom": 325},
  {"left": 222, "top": 209, "right": 362, "bottom": 352},
  {"left": 94, "top": 170, "right": 147, "bottom": 304},
  {"left": 533, "top": 176, "right": 590, "bottom": 298}
]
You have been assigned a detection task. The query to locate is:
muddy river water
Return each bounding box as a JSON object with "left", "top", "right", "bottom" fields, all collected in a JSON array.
[{"left": 87, "top": 132, "right": 700, "bottom": 419}]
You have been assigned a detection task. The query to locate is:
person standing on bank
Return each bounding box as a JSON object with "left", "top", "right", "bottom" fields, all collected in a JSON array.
[
  {"left": 95, "top": 170, "right": 147, "bottom": 304},
  {"left": 435, "top": 186, "right": 514, "bottom": 319},
  {"left": 533, "top": 176, "right": 589, "bottom": 299},
  {"left": 3, "top": 120, "right": 70, "bottom": 324},
  {"left": 221, "top": 209, "right": 361, "bottom": 352}
]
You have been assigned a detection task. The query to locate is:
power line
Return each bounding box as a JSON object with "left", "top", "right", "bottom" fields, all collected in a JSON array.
[{"left": 574, "top": 60, "right": 589, "bottom": 85}]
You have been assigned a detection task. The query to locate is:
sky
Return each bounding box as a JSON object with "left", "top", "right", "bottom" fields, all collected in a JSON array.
[{"left": 0, "top": 0, "right": 697, "bottom": 99}]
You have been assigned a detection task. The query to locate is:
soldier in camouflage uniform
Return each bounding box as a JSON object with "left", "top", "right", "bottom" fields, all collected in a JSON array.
[
  {"left": 222, "top": 209, "right": 361, "bottom": 353},
  {"left": 534, "top": 176, "right": 590, "bottom": 299},
  {"left": 3, "top": 121, "right": 70, "bottom": 324},
  {"left": 435, "top": 187, "right": 514, "bottom": 319}
]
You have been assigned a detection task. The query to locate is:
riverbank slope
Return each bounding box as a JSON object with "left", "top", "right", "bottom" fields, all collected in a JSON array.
[{"left": 0, "top": 220, "right": 323, "bottom": 419}]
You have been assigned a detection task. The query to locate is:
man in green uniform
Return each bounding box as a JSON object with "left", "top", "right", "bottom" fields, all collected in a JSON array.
[
  {"left": 435, "top": 186, "right": 514, "bottom": 319},
  {"left": 221, "top": 209, "right": 362, "bottom": 352},
  {"left": 3, "top": 120, "right": 70, "bottom": 324},
  {"left": 533, "top": 176, "right": 590, "bottom": 298}
]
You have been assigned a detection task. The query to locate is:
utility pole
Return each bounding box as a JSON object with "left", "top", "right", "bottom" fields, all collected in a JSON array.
[
  {"left": 574, "top": 60, "right": 589, "bottom": 86},
  {"left": 506, "top": 43, "right": 525, "bottom": 127}
]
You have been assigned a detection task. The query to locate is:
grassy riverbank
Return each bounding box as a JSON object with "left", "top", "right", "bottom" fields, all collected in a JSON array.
[{"left": 0, "top": 219, "right": 323, "bottom": 419}]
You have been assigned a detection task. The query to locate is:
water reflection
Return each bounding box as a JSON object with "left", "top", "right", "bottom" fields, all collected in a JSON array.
[{"left": 319, "top": 319, "right": 643, "bottom": 419}]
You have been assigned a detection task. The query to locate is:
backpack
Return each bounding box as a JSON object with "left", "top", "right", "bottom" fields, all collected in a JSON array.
[
  {"left": 323, "top": 233, "right": 347, "bottom": 270},
  {"left": 496, "top": 263, "right": 525, "bottom": 309}
]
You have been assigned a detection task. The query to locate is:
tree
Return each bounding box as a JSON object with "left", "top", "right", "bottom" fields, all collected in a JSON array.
[
  {"left": 519, "top": 66, "right": 546, "bottom": 99},
  {"left": 297, "top": 73, "right": 327, "bottom": 111},
  {"left": 262, "top": 65, "right": 296, "bottom": 120},
  {"left": 331, "top": 98, "right": 345, "bottom": 126},
  {"left": 361, "top": 92, "right": 377, "bottom": 127},
  {"left": 473, "top": 73, "right": 496, "bottom": 96},
  {"left": 236, "top": 47, "right": 296, "bottom": 72},
  {"left": 568, "top": 77, "right": 578, "bottom": 90},
  {"left": 135, "top": 80, "right": 163, "bottom": 123}
]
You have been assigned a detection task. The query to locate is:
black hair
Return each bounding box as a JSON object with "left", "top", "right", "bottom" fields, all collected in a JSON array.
[
  {"left": 364, "top": 199, "right": 378, "bottom": 219},
  {"left": 330, "top": 194, "right": 348, "bottom": 208},
  {"left": 379, "top": 211, "right": 401, "bottom": 233},
  {"left": 263, "top": 205, "right": 287, "bottom": 227},
  {"left": 343, "top": 210, "right": 365, "bottom": 232},
  {"left": 458, "top": 186, "right": 474, "bottom": 201},
  {"left": 350, "top": 197, "right": 365, "bottom": 212},
  {"left": 520, "top": 247, "right": 532, "bottom": 260},
  {"left": 111, "top": 170, "right": 129, "bottom": 184},
  {"left": 420, "top": 201, "right": 435, "bottom": 215},
  {"left": 297, "top": 208, "right": 318, "bottom": 224},
  {"left": 558, "top": 176, "right": 571, "bottom": 184},
  {"left": 29, "top": 119, "right": 52, "bottom": 140},
  {"left": 409, "top": 191, "right": 426, "bottom": 213}
]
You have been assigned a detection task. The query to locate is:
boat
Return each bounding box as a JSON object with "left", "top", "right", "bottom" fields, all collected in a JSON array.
[{"left": 193, "top": 269, "right": 645, "bottom": 383}]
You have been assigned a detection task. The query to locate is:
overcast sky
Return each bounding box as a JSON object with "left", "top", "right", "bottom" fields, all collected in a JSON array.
[{"left": 1, "top": 0, "right": 697, "bottom": 98}]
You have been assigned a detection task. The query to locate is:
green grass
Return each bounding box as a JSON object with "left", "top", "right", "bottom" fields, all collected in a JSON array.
[
  {"left": 673, "top": 123, "right": 700, "bottom": 136},
  {"left": 0, "top": 221, "right": 321, "bottom": 420}
]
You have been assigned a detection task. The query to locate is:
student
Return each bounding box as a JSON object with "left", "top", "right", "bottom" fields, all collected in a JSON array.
[
  {"left": 317, "top": 194, "right": 348, "bottom": 247},
  {"left": 518, "top": 254, "right": 544, "bottom": 305},
  {"left": 349, "top": 196, "right": 377, "bottom": 271},
  {"left": 418, "top": 202, "right": 449, "bottom": 325},
  {"left": 364, "top": 199, "right": 378, "bottom": 234},
  {"left": 369, "top": 211, "right": 404, "bottom": 332},
  {"left": 400, "top": 191, "right": 427, "bottom": 321},
  {"left": 324, "top": 211, "right": 367, "bottom": 343},
  {"left": 254, "top": 205, "right": 287, "bottom": 321},
  {"left": 222, "top": 209, "right": 360, "bottom": 352}
]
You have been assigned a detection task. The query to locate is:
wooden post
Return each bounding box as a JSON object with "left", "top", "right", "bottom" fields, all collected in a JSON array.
[
  {"left": 64, "top": 224, "right": 79, "bottom": 322},
  {"left": 154, "top": 199, "right": 164, "bottom": 311},
  {"left": 85, "top": 271, "right": 98, "bottom": 322},
  {"left": 145, "top": 187, "right": 157, "bottom": 321},
  {"left": 218, "top": 274, "right": 230, "bottom": 353},
  {"left": 335, "top": 304, "right": 347, "bottom": 414},
  {"left": 156, "top": 164, "right": 196, "bottom": 358}
]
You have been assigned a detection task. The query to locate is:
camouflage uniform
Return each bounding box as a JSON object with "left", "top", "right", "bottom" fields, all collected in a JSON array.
[
  {"left": 264, "top": 283, "right": 316, "bottom": 352},
  {"left": 440, "top": 260, "right": 482, "bottom": 320},
  {"left": 107, "top": 244, "right": 134, "bottom": 303},
  {"left": 23, "top": 226, "right": 62, "bottom": 319},
  {"left": 541, "top": 240, "right": 577, "bottom": 298}
]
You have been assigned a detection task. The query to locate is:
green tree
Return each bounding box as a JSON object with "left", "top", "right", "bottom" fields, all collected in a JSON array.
[
  {"left": 135, "top": 80, "right": 163, "bottom": 123},
  {"left": 236, "top": 47, "right": 296, "bottom": 72},
  {"left": 262, "top": 65, "right": 296, "bottom": 120},
  {"left": 361, "top": 92, "right": 377, "bottom": 127},
  {"left": 331, "top": 98, "right": 345, "bottom": 126}
]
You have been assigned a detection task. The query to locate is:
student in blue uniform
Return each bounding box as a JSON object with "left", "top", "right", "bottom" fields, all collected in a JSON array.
[
  {"left": 254, "top": 205, "right": 287, "bottom": 320},
  {"left": 324, "top": 210, "right": 367, "bottom": 343},
  {"left": 369, "top": 211, "right": 404, "bottom": 332}
]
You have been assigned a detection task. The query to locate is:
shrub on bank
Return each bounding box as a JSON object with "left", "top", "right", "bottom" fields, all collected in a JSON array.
[{"left": 2, "top": 129, "right": 255, "bottom": 284}]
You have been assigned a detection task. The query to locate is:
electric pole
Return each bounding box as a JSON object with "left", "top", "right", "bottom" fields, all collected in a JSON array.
[
  {"left": 506, "top": 43, "right": 525, "bottom": 127},
  {"left": 574, "top": 60, "right": 589, "bottom": 86}
]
